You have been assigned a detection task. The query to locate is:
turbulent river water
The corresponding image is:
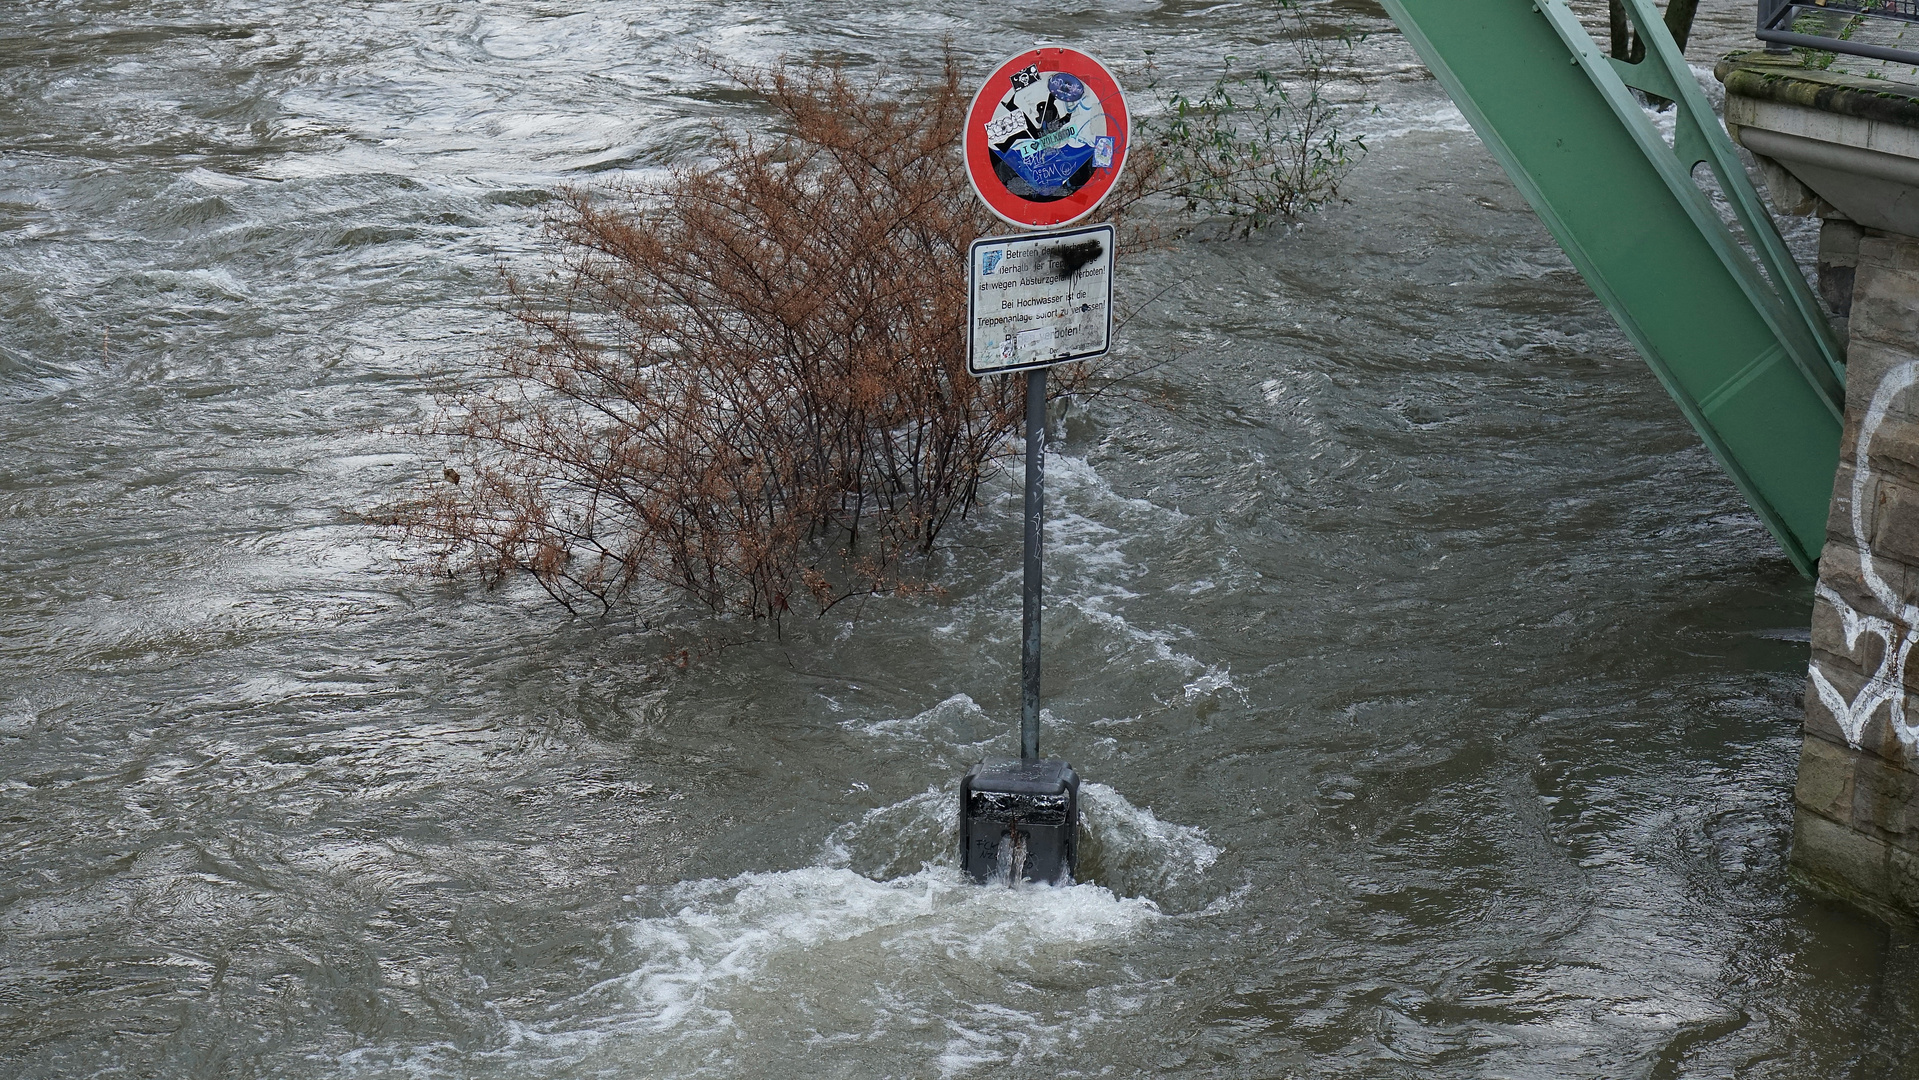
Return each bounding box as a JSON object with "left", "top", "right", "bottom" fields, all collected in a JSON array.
[{"left": 5, "top": 1, "right": 1918, "bottom": 1076}]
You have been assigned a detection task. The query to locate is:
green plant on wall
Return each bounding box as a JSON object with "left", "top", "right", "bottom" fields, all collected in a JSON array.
[{"left": 1789, "top": 11, "right": 1865, "bottom": 70}]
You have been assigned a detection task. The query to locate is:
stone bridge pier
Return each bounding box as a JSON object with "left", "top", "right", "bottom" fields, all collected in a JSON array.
[
  {"left": 1796, "top": 228, "right": 1919, "bottom": 925},
  {"left": 1720, "top": 51, "right": 1919, "bottom": 924}
]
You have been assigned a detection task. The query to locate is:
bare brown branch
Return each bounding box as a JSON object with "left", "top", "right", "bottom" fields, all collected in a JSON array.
[{"left": 383, "top": 59, "right": 1147, "bottom": 621}]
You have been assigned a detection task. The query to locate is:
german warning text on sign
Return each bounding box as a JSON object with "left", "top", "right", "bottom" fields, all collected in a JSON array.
[{"left": 967, "top": 223, "right": 1114, "bottom": 377}]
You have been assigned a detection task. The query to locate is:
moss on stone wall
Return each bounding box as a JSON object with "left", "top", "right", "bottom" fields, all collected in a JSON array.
[{"left": 1718, "top": 51, "right": 1919, "bottom": 127}]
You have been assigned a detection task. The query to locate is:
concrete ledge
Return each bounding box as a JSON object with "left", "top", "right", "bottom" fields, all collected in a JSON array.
[
  {"left": 1741, "top": 126, "right": 1919, "bottom": 190},
  {"left": 1718, "top": 53, "right": 1919, "bottom": 130},
  {"left": 1719, "top": 53, "right": 1919, "bottom": 233}
]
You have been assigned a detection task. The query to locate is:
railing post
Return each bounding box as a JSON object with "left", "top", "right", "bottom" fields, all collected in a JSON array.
[{"left": 1761, "top": 0, "right": 1793, "bottom": 52}]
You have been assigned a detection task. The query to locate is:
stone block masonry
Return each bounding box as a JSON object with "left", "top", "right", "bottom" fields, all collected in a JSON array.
[
  {"left": 1803, "top": 231, "right": 1919, "bottom": 925},
  {"left": 1720, "top": 45, "right": 1919, "bottom": 924}
]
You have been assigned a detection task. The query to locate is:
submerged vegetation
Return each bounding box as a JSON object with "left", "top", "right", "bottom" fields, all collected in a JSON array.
[
  {"left": 388, "top": 24, "right": 1372, "bottom": 620},
  {"left": 389, "top": 62, "right": 1080, "bottom": 617},
  {"left": 1142, "top": 4, "right": 1371, "bottom": 234}
]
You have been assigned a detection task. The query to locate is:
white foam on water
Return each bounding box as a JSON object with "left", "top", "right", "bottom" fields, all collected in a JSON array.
[
  {"left": 1348, "top": 99, "right": 1473, "bottom": 140},
  {"left": 440, "top": 780, "right": 1226, "bottom": 1077},
  {"left": 1181, "top": 668, "right": 1238, "bottom": 704},
  {"left": 819, "top": 785, "right": 953, "bottom": 880},
  {"left": 821, "top": 777, "right": 1225, "bottom": 909},
  {"left": 183, "top": 165, "right": 253, "bottom": 191},
  {"left": 433, "top": 441, "right": 1233, "bottom": 1077},
  {"left": 494, "top": 866, "right": 1164, "bottom": 1078},
  {"left": 836, "top": 692, "right": 993, "bottom": 747},
  {"left": 1079, "top": 782, "right": 1222, "bottom": 897},
  {"left": 0, "top": 703, "right": 35, "bottom": 736},
  {"left": 1043, "top": 452, "right": 1181, "bottom": 522},
  {"left": 1036, "top": 455, "right": 1242, "bottom": 699}
]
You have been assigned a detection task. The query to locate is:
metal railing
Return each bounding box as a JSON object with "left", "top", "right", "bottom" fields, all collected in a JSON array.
[{"left": 1758, "top": 0, "right": 1919, "bottom": 65}]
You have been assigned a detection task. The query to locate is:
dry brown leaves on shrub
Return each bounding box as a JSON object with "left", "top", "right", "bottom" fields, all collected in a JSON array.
[{"left": 385, "top": 59, "right": 1151, "bottom": 618}]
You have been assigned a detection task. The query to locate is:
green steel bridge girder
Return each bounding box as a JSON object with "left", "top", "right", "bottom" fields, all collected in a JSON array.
[{"left": 1377, "top": 0, "right": 1849, "bottom": 577}]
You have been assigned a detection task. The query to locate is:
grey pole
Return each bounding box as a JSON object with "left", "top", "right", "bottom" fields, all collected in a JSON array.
[
  {"left": 1021, "top": 366, "right": 1045, "bottom": 762},
  {"left": 1759, "top": 0, "right": 1792, "bottom": 53}
]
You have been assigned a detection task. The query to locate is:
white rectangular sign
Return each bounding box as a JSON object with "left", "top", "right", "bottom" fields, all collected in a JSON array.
[{"left": 966, "top": 223, "right": 1114, "bottom": 377}]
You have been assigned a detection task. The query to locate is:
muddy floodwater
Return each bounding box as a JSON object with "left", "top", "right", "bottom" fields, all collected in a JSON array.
[{"left": 4, "top": 1, "right": 1917, "bottom": 1076}]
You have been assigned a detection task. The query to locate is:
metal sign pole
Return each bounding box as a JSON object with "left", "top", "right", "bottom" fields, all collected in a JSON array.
[
  {"left": 958, "top": 46, "right": 1122, "bottom": 885},
  {"left": 1021, "top": 366, "right": 1045, "bottom": 762}
]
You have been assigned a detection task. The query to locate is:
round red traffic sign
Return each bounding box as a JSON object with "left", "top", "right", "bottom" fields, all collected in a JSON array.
[{"left": 964, "top": 48, "right": 1130, "bottom": 229}]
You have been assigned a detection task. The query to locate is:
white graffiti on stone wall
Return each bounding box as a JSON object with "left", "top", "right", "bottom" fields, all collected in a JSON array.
[{"left": 1810, "top": 359, "right": 1919, "bottom": 753}]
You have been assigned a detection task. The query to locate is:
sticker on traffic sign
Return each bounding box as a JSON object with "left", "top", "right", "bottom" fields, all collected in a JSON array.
[
  {"left": 967, "top": 223, "right": 1114, "bottom": 376},
  {"left": 964, "top": 48, "right": 1129, "bottom": 229}
]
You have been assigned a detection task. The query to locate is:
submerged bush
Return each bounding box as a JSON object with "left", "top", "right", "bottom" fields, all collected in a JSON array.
[
  {"left": 1142, "top": 2, "right": 1371, "bottom": 234},
  {"left": 387, "top": 61, "right": 1147, "bottom": 618},
  {"left": 389, "top": 39, "right": 1368, "bottom": 619}
]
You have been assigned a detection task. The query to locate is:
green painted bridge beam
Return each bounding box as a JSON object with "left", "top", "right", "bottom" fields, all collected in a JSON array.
[{"left": 1377, "top": 0, "right": 1847, "bottom": 577}]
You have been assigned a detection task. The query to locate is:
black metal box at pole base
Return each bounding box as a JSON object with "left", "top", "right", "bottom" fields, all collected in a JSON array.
[{"left": 959, "top": 758, "right": 1080, "bottom": 884}]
